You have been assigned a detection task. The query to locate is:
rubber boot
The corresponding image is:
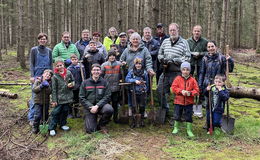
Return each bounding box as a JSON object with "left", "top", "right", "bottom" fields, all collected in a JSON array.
[
  {"left": 172, "top": 121, "right": 180, "bottom": 134},
  {"left": 187, "top": 122, "right": 195, "bottom": 137}
]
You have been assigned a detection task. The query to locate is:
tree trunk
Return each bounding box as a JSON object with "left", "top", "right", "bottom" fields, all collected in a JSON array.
[
  {"left": 219, "top": 0, "right": 228, "bottom": 52},
  {"left": 17, "top": 0, "right": 26, "bottom": 69},
  {"left": 256, "top": 0, "right": 260, "bottom": 53},
  {"left": 230, "top": 86, "right": 260, "bottom": 101}
]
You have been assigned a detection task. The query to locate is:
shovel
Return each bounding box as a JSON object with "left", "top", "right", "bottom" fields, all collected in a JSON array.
[
  {"left": 155, "top": 67, "right": 166, "bottom": 125},
  {"left": 132, "top": 83, "right": 141, "bottom": 127},
  {"left": 221, "top": 100, "right": 235, "bottom": 134},
  {"left": 39, "top": 89, "right": 49, "bottom": 135},
  {"left": 208, "top": 90, "right": 213, "bottom": 135},
  {"left": 117, "top": 82, "right": 131, "bottom": 124},
  {"left": 148, "top": 75, "right": 156, "bottom": 124}
]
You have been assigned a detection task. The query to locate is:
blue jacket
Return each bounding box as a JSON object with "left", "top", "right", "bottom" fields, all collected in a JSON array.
[
  {"left": 125, "top": 69, "right": 149, "bottom": 94},
  {"left": 67, "top": 63, "right": 86, "bottom": 90},
  {"left": 154, "top": 33, "right": 169, "bottom": 46},
  {"left": 205, "top": 85, "right": 229, "bottom": 114},
  {"left": 142, "top": 38, "right": 160, "bottom": 72},
  {"left": 198, "top": 52, "right": 234, "bottom": 90}
]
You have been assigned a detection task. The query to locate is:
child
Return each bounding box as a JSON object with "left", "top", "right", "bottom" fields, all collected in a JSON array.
[
  {"left": 48, "top": 60, "right": 75, "bottom": 136},
  {"left": 126, "top": 57, "right": 149, "bottom": 127},
  {"left": 101, "top": 49, "right": 122, "bottom": 123},
  {"left": 110, "top": 44, "right": 121, "bottom": 61},
  {"left": 171, "top": 62, "right": 199, "bottom": 137},
  {"left": 67, "top": 54, "right": 86, "bottom": 118},
  {"left": 32, "top": 69, "right": 53, "bottom": 134},
  {"left": 205, "top": 74, "right": 229, "bottom": 134}
]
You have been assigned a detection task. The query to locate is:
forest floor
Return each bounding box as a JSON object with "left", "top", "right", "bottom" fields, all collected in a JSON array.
[{"left": 0, "top": 50, "right": 260, "bottom": 160}]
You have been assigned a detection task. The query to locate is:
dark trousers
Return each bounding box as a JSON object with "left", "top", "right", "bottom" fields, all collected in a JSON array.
[
  {"left": 173, "top": 104, "right": 193, "bottom": 123},
  {"left": 134, "top": 93, "right": 146, "bottom": 117},
  {"left": 111, "top": 91, "right": 120, "bottom": 121},
  {"left": 33, "top": 103, "right": 49, "bottom": 129},
  {"left": 84, "top": 104, "right": 114, "bottom": 133},
  {"left": 206, "top": 111, "right": 223, "bottom": 130},
  {"left": 48, "top": 104, "right": 69, "bottom": 130}
]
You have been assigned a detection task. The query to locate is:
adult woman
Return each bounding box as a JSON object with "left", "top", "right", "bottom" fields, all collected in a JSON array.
[
  {"left": 28, "top": 33, "right": 52, "bottom": 125},
  {"left": 103, "top": 27, "right": 120, "bottom": 51},
  {"left": 198, "top": 40, "right": 234, "bottom": 92}
]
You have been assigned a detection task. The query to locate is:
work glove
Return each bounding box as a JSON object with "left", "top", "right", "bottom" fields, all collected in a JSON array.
[
  {"left": 41, "top": 80, "right": 49, "bottom": 88},
  {"left": 64, "top": 58, "right": 72, "bottom": 66}
]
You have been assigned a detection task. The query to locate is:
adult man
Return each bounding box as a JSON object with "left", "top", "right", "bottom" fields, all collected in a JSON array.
[
  {"left": 157, "top": 23, "right": 191, "bottom": 118},
  {"left": 187, "top": 25, "right": 208, "bottom": 117},
  {"left": 28, "top": 33, "right": 52, "bottom": 125},
  {"left": 142, "top": 27, "right": 160, "bottom": 79},
  {"left": 79, "top": 64, "right": 114, "bottom": 134},
  {"left": 154, "top": 23, "right": 170, "bottom": 84},
  {"left": 75, "top": 29, "right": 91, "bottom": 59},
  {"left": 118, "top": 32, "right": 128, "bottom": 54},
  {"left": 52, "top": 31, "right": 80, "bottom": 66}
]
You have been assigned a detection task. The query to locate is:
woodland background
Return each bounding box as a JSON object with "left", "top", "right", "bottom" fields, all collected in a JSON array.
[{"left": 0, "top": 0, "right": 260, "bottom": 68}]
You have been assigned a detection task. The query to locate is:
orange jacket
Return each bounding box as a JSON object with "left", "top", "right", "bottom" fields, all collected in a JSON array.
[{"left": 171, "top": 75, "right": 199, "bottom": 106}]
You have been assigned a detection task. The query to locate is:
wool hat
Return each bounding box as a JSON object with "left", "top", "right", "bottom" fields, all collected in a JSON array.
[
  {"left": 119, "top": 32, "right": 127, "bottom": 37},
  {"left": 180, "top": 62, "right": 191, "bottom": 70}
]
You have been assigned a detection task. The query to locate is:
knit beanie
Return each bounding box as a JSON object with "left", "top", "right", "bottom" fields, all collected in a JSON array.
[{"left": 180, "top": 62, "right": 191, "bottom": 70}]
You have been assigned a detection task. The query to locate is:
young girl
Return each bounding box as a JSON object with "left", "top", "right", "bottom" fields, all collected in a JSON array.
[
  {"left": 48, "top": 60, "right": 75, "bottom": 136},
  {"left": 126, "top": 57, "right": 149, "bottom": 127},
  {"left": 32, "top": 69, "right": 53, "bottom": 134},
  {"left": 171, "top": 62, "right": 199, "bottom": 137},
  {"left": 205, "top": 74, "right": 230, "bottom": 135}
]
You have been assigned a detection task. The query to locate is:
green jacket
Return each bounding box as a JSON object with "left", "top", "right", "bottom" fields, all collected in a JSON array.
[
  {"left": 51, "top": 69, "right": 74, "bottom": 104},
  {"left": 32, "top": 79, "right": 52, "bottom": 105},
  {"left": 103, "top": 36, "right": 120, "bottom": 51},
  {"left": 52, "top": 41, "right": 80, "bottom": 62},
  {"left": 187, "top": 37, "right": 208, "bottom": 66}
]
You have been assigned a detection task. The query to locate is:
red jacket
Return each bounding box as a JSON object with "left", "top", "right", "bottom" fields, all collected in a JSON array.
[{"left": 171, "top": 75, "right": 199, "bottom": 106}]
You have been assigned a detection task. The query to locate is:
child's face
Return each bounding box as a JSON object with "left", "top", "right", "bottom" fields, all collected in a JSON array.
[
  {"left": 42, "top": 72, "right": 52, "bottom": 81},
  {"left": 181, "top": 68, "right": 190, "bottom": 77},
  {"left": 56, "top": 63, "right": 64, "bottom": 71},
  {"left": 89, "top": 43, "right": 97, "bottom": 50},
  {"left": 71, "top": 57, "right": 78, "bottom": 65},
  {"left": 214, "top": 78, "right": 225, "bottom": 87},
  {"left": 108, "top": 55, "right": 115, "bottom": 62},
  {"left": 135, "top": 63, "right": 142, "bottom": 70},
  {"left": 111, "top": 46, "right": 118, "bottom": 52}
]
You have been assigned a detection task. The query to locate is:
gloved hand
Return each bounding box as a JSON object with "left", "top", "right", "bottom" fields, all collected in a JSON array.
[
  {"left": 191, "top": 52, "right": 200, "bottom": 56},
  {"left": 41, "top": 80, "right": 49, "bottom": 88},
  {"left": 172, "top": 58, "right": 182, "bottom": 65},
  {"left": 65, "top": 58, "right": 72, "bottom": 66}
]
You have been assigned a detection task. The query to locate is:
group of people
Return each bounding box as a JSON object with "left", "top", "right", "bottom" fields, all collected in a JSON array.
[{"left": 28, "top": 22, "right": 234, "bottom": 137}]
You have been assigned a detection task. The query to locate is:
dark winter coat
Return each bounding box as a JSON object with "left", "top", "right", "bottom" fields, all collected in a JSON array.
[
  {"left": 154, "top": 33, "right": 169, "bottom": 45},
  {"left": 205, "top": 85, "right": 229, "bottom": 114},
  {"left": 75, "top": 39, "right": 90, "bottom": 59},
  {"left": 52, "top": 69, "right": 74, "bottom": 104},
  {"left": 198, "top": 52, "right": 234, "bottom": 90},
  {"left": 79, "top": 77, "right": 111, "bottom": 109},
  {"left": 125, "top": 69, "right": 149, "bottom": 94},
  {"left": 142, "top": 38, "right": 160, "bottom": 71},
  {"left": 67, "top": 63, "right": 86, "bottom": 90}
]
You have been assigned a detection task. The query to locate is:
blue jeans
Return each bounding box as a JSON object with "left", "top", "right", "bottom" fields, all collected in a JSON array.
[
  {"left": 206, "top": 111, "right": 223, "bottom": 130},
  {"left": 28, "top": 84, "right": 35, "bottom": 121}
]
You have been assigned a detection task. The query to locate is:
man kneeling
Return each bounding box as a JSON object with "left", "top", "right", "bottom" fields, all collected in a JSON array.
[{"left": 79, "top": 63, "right": 113, "bottom": 134}]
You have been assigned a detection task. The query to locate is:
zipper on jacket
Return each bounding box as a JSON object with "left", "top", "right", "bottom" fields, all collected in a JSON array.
[{"left": 184, "top": 78, "right": 186, "bottom": 106}]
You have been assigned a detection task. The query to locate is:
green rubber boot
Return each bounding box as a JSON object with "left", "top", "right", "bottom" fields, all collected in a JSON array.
[
  {"left": 172, "top": 121, "right": 180, "bottom": 134},
  {"left": 187, "top": 122, "right": 195, "bottom": 137}
]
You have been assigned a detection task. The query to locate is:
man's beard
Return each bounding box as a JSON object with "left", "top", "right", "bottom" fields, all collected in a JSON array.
[{"left": 170, "top": 35, "right": 178, "bottom": 41}]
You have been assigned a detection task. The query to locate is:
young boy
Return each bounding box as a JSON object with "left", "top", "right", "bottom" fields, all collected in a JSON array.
[
  {"left": 205, "top": 74, "right": 230, "bottom": 134},
  {"left": 67, "top": 54, "right": 86, "bottom": 118},
  {"left": 171, "top": 62, "right": 199, "bottom": 137},
  {"left": 110, "top": 44, "right": 121, "bottom": 61},
  {"left": 101, "top": 50, "right": 122, "bottom": 123},
  {"left": 49, "top": 60, "right": 75, "bottom": 136},
  {"left": 32, "top": 69, "right": 53, "bottom": 134},
  {"left": 126, "top": 58, "right": 149, "bottom": 127}
]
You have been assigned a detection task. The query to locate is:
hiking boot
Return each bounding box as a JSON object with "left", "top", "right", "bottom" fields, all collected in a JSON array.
[
  {"left": 187, "top": 122, "right": 195, "bottom": 137},
  {"left": 100, "top": 126, "right": 109, "bottom": 134},
  {"left": 50, "top": 130, "right": 56, "bottom": 136},
  {"left": 32, "top": 127, "right": 39, "bottom": 134},
  {"left": 61, "top": 125, "right": 70, "bottom": 131},
  {"left": 172, "top": 121, "right": 180, "bottom": 134}
]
